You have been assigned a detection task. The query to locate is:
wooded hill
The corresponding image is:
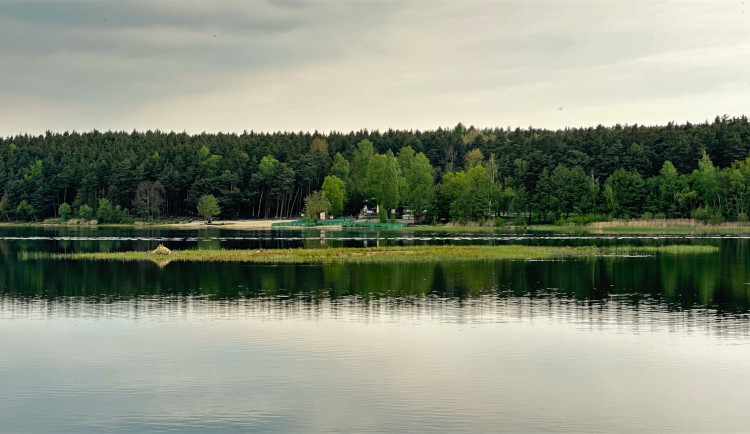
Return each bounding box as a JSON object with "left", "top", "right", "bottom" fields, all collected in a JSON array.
[{"left": 2, "top": 115, "right": 750, "bottom": 223}]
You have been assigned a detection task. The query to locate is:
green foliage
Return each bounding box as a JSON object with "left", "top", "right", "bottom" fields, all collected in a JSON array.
[
  {"left": 78, "top": 204, "right": 94, "bottom": 220},
  {"left": 365, "top": 150, "right": 403, "bottom": 219},
  {"left": 399, "top": 148, "right": 435, "bottom": 221},
  {"left": 58, "top": 203, "right": 72, "bottom": 221},
  {"left": 134, "top": 180, "right": 165, "bottom": 220},
  {"left": 302, "top": 191, "right": 330, "bottom": 222},
  {"left": 22, "top": 160, "right": 43, "bottom": 183},
  {"left": 443, "top": 165, "right": 497, "bottom": 221},
  {"left": 330, "top": 153, "right": 352, "bottom": 189},
  {"left": 351, "top": 139, "right": 375, "bottom": 199},
  {"left": 656, "top": 161, "right": 688, "bottom": 217},
  {"left": 690, "top": 151, "right": 720, "bottom": 207},
  {"left": 321, "top": 175, "right": 346, "bottom": 215},
  {"left": 549, "top": 165, "right": 597, "bottom": 218},
  {"left": 691, "top": 206, "right": 724, "bottom": 224},
  {"left": 555, "top": 214, "right": 612, "bottom": 226},
  {"left": 197, "top": 194, "right": 221, "bottom": 222},
  {"left": 310, "top": 137, "right": 329, "bottom": 161},
  {"left": 2, "top": 118, "right": 750, "bottom": 224},
  {"left": 96, "top": 199, "right": 116, "bottom": 223},
  {"left": 0, "top": 191, "right": 9, "bottom": 220},
  {"left": 16, "top": 200, "right": 36, "bottom": 221},
  {"left": 464, "top": 148, "right": 484, "bottom": 169},
  {"left": 604, "top": 169, "right": 646, "bottom": 218}
]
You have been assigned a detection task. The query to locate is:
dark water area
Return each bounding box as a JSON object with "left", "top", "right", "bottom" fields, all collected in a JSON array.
[{"left": 1, "top": 227, "right": 750, "bottom": 432}]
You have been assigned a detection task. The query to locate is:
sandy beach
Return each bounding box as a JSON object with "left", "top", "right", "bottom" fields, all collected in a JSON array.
[{"left": 160, "top": 219, "right": 293, "bottom": 230}]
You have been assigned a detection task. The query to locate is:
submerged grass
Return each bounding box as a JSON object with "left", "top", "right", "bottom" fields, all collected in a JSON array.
[{"left": 28, "top": 244, "right": 719, "bottom": 265}]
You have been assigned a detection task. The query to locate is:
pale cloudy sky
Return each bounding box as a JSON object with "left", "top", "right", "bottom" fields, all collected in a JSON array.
[{"left": 1, "top": 0, "right": 749, "bottom": 136}]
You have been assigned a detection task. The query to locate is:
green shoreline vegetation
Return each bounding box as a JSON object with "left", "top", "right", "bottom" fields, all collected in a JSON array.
[
  {"left": 4, "top": 118, "right": 750, "bottom": 231},
  {"left": 6, "top": 217, "right": 750, "bottom": 235},
  {"left": 26, "top": 245, "right": 720, "bottom": 265}
]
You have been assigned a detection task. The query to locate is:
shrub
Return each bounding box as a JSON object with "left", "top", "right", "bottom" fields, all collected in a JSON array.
[
  {"left": 96, "top": 199, "right": 115, "bottom": 223},
  {"left": 692, "top": 207, "right": 723, "bottom": 224},
  {"left": 58, "top": 203, "right": 72, "bottom": 221},
  {"left": 16, "top": 200, "right": 36, "bottom": 221},
  {"left": 555, "top": 214, "right": 612, "bottom": 226},
  {"left": 640, "top": 212, "right": 653, "bottom": 220},
  {"left": 302, "top": 191, "right": 330, "bottom": 223},
  {"left": 78, "top": 204, "right": 94, "bottom": 220}
]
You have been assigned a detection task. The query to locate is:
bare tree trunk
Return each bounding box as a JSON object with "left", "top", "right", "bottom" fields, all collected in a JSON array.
[
  {"left": 289, "top": 186, "right": 300, "bottom": 218},
  {"left": 257, "top": 188, "right": 264, "bottom": 218}
]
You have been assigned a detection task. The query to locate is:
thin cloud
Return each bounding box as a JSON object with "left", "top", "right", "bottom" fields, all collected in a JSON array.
[{"left": 1, "top": 1, "right": 749, "bottom": 135}]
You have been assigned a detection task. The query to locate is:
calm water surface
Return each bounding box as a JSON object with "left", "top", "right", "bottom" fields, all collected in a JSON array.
[{"left": 1, "top": 227, "right": 749, "bottom": 432}]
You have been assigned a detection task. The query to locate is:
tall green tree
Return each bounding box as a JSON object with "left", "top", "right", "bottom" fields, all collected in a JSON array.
[
  {"left": 603, "top": 169, "right": 646, "bottom": 218},
  {"left": 690, "top": 151, "right": 720, "bottom": 208},
  {"left": 321, "top": 175, "right": 347, "bottom": 216},
  {"left": 133, "top": 180, "right": 166, "bottom": 220},
  {"left": 655, "top": 161, "right": 688, "bottom": 217},
  {"left": 464, "top": 148, "right": 484, "bottom": 169},
  {"left": 197, "top": 194, "right": 221, "bottom": 222},
  {"left": 351, "top": 139, "right": 375, "bottom": 200},
  {"left": 365, "top": 150, "right": 403, "bottom": 221},
  {"left": 401, "top": 151, "right": 435, "bottom": 221}
]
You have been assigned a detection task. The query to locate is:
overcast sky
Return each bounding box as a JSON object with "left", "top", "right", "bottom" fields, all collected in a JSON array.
[{"left": 1, "top": 0, "right": 749, "bottom": 136}]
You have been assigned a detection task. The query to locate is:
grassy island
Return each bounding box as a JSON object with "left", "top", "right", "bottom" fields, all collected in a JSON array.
[{"left": 32, "top": 244, "right": 719, "bottom": 265}]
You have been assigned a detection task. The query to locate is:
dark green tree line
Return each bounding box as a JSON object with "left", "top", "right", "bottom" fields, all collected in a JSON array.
[{"left": 2, "top": 116, "right": 750, "bottom": 223}]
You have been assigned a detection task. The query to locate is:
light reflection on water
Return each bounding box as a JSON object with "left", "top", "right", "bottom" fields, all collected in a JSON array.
[
  {"left": 2, "top": 294, "right": 750, "bottom": 339},
  {"left": 1, "top": 295, "right": 749, "bottom": 432},
  {"left": 3, "top": 227, "right": 750, "bottom": 431}
]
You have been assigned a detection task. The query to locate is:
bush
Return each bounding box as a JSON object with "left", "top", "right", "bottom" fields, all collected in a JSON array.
[
  {"left": 692, "top": 207, "right": 723, "bottom": 224},
  {"left": 738, "top": 212, "right": 748, "bottom": 223},
  {"left": 78, "top": 204, "right": 94, "bottom": 220},
  {"left": 640, "top": 212, "right": 653, "bottom": 220},
  {"left": 494, "top": 217, "right": 504, "bottom": 227},
  {"left": 97, "top": 199, "right": 115, "bottom": 223},
  {"left": 653, "top": 213, "right": 666, "bottom": 220},
  {"left": 16, "top": 200, "right": 36, "bottom": 221},
  {"left": 555, "top": 214, "right": 612, "bottom": 226},
  {"left": 302, "top": 191, "right": 330, "bottom": 223},
  {"left": 58, "top": 203, "right": 72, "bottom": 221}
]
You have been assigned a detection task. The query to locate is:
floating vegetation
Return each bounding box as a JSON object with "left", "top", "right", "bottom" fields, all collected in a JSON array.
[{"left": 29, "top": 244, "right": 719, "bottom": 265}]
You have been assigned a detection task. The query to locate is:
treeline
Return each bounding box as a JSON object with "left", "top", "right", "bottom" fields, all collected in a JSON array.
[{"left": 2, "top": 115, "right": 750, "bottom": 223}]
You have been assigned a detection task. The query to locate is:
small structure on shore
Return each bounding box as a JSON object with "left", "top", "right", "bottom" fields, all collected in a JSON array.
[{"left": 148, "top": 243, "right": 173, "bottom": 255}]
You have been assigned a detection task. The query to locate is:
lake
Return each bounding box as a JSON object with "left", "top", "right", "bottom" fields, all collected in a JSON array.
[{"left": 1, "top": 226, "right": 749, "bottom": 432}]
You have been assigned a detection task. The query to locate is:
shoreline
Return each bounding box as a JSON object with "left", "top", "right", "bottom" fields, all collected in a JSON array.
[{"left": 4, "top": 218, "right": 750, "bottom": 234}]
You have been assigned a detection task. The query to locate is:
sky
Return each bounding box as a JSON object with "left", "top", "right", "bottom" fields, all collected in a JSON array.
[{"left": 1, "top": 0, "right": 749, "bottom": 136}]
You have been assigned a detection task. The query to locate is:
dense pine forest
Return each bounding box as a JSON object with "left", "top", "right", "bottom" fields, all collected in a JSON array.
[{"left": 3, "top": 115, "right": 750, "bottom": 224}]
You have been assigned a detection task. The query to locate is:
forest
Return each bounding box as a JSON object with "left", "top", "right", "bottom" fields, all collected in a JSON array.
[{"left": 2, "top": 115, "right": 750, "bottom": 224}]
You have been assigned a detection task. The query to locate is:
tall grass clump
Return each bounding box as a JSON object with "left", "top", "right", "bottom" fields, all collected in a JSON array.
[{"left": 555, "top": 214, "right": 612, "bottom": 226}]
